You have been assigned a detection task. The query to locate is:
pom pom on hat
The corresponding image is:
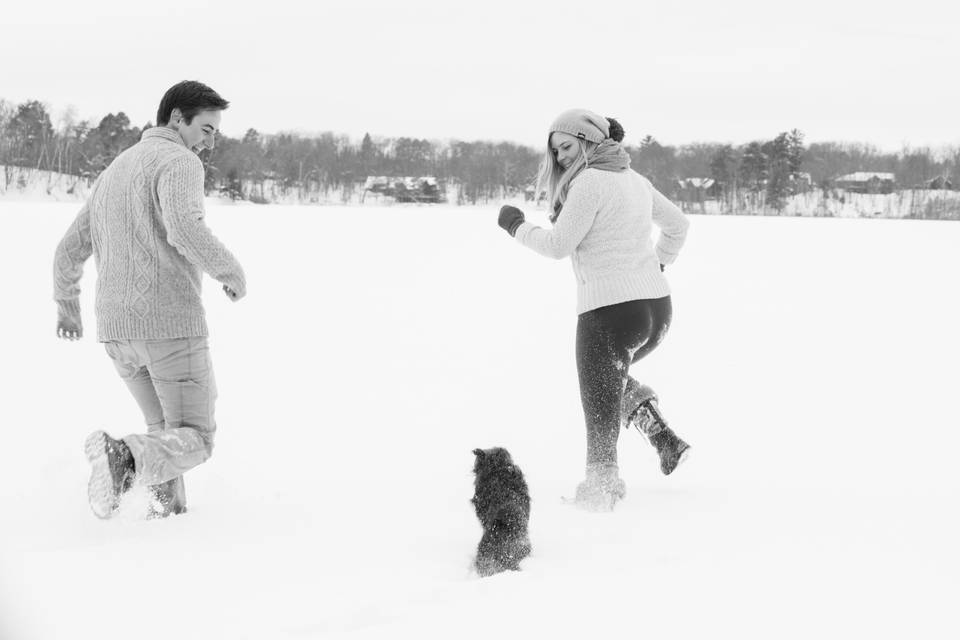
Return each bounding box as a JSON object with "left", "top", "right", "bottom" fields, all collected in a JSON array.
[
  {"left": 606, "top": 117, "right": 625, "bottom": 143},
  {"left": 549, "top": 109, "right": 610, "bottom": 144}
]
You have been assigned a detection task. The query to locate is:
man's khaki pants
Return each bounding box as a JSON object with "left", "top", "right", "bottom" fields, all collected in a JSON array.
[{"left": 104, "top": 336, "right": 217, "bottom": 514}]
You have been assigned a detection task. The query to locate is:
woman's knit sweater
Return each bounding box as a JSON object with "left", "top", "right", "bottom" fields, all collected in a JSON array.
[{"left": 514, "top": 168, "right": 689, "bottom": 314}]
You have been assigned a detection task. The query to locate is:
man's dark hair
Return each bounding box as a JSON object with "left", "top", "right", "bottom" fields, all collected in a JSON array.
[{"left": 156, "top": 80, "right": 229, "bottom": 126}]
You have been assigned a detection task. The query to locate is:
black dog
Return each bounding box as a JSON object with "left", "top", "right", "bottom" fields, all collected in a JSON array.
[{"left": 471, "top": 447, "right": 531, "bottom": 577}]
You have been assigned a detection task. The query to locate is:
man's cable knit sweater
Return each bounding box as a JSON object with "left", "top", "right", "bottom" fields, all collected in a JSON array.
[
  {"left": 53, "top": 127, "right": 246, "bottom": 341},
  {"left": 514, "top": 168, "right": 689, "bottom": 314}
]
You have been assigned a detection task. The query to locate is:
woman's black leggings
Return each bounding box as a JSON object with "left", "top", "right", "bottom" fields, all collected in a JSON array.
[{"left": 575, "top": 297, "right": 672, "bottom": 466}]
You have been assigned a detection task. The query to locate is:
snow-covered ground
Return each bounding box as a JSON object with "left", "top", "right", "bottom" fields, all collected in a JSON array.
[
  {"left": 1, "top": 203, "right": 958, "bottom": 640},
  {"left": 0, "top": 166, "right": 93, "bottom": 203}
]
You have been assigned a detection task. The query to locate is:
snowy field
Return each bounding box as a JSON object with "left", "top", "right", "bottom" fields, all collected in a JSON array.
[{"left": 1, "top": 202, "right": 958, "bottom": 640}]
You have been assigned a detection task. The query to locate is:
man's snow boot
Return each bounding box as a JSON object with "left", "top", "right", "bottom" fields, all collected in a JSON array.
[
  {"left": 84, "top": 430, "right": 136, "bottom": 519},
  {"left": 623, "top": 381, "right": 690, "bottom": 475},
  {"left": 573, "top": 462, "right": 626, "bottom": 512},
  {"left": 148, "top": 478, "right": 187, "bottom": 519}
]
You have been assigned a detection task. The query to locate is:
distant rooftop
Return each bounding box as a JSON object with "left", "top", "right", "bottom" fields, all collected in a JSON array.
[
  {"left": 679, "top": 177, "right": 716, "bottom": 188},
  {"left": 835, "top": 172, "right": 895, "bottom": 182},
  {"left": 363, "top": 176, "right": 438, "bottom": 189}
]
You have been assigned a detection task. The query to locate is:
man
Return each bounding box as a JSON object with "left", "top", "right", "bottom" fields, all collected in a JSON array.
[{"left": 54, "top": 80, "right": 246, "bottom": 519}]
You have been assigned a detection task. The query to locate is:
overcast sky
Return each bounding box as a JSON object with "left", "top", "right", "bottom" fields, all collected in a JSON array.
[{"left": 2, "top": 0, "right": 956, "bottom": 151}]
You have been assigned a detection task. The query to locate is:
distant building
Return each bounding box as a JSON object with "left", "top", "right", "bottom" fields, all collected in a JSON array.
[
  {"left": 833, "top": 172, "right": 895, "bottom": 194},
  {"left": 676, "top": 177, "right": 722, "bottom": 201},
  {"left": 363, "top": 176, "right": 445, "bottom": 203},
  {"left": 923, "top": 176, "right": 954, "bottom": 190},
  {"left": 792, "top": 172, "right": 814, "bottom": 190},
  {"left": 524, "top": 184, "right": 547, "bottom": 202}
]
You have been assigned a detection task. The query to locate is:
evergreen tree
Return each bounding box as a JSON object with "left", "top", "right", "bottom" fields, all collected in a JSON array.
[
  {"left": 740, "top": 141, "right": 766, "bottom": 192},
  {"left": 709, "top": 144, "right": 737, "bottom": 205},
  {"left": 359, "top": 132, "right": 378, "bottom": 177},
  {"left": 5, "top": 100, "right": 54, "bottom": 169},
  {"left": 763, "top": 132, "right": 793, "bottom": 211},
  {"left": 629, "top": 135, "right": 677, "bottom": 194},
  {"left": 709, "top": 145, "right": 735, "bottom": 186},
  {"left": 786, "top": 129, "right": 805, "bottom": 176},
  {"left": 77, "top": 112, "right": 141, "bottom": 175}
]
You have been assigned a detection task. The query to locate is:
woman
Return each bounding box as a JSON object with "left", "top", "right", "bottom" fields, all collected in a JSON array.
[{"left": 497, "top": 108, "right": 690, "bottom": 511}]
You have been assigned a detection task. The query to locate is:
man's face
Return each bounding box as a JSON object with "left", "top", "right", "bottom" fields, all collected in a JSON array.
[{"left": 173, "top": 109, "right": 222, "bottom": 153}]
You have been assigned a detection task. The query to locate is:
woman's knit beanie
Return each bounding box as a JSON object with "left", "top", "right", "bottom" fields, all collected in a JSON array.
[{"left": 549, "top": 109, "right": 610, "bottom": 144}]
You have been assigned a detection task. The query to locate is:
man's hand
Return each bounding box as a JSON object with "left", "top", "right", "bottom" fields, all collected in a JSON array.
[
  {"left": 57, "top": 315, "right": 83, "bottom": 341},
  {"left": 223, "top": 284, "right": 242, "bottom": 301}
]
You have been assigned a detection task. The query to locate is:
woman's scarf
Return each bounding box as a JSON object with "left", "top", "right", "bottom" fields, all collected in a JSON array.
[{"left": 551, "top": 139, "right": 631, "bottom": 222}]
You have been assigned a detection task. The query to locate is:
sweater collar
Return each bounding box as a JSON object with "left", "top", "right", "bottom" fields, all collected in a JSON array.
[{"left": 142, "top": 126, "right": 187, "bottom": 148}]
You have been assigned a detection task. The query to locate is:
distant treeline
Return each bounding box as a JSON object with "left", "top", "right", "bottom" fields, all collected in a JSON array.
[{"left": 3, "top": 97, "right": 959, "bottom": 213}]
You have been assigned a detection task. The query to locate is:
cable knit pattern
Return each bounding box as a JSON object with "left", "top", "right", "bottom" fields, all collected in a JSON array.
[
  {"left": 514, "top": 169, "right": 689, "bottom": 314},
  {"left": 53, "top": 127, "right": 246, "bottom": 340}
]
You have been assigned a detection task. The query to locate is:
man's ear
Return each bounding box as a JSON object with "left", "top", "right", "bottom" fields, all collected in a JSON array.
[{"left": 169, "top": 108, "right": 183, "bottom": 127}]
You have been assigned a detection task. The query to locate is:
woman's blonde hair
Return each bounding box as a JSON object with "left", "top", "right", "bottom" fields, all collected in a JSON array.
[{"left": 536, "top": 134, "right": 598, "bottom": 222}]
